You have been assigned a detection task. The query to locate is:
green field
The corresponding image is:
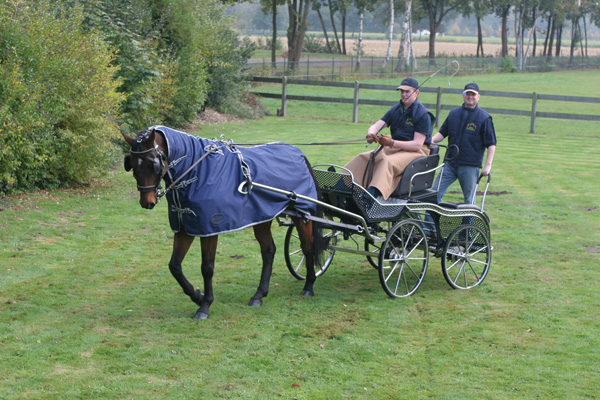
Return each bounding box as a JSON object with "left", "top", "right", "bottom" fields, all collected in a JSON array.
[{"left": 1, "top": 70, "right": 599, "bottom": 399}]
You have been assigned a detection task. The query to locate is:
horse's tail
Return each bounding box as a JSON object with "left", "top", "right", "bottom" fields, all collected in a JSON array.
[{"left": 304, "top": 156, "right": 326, "bottom": 268}]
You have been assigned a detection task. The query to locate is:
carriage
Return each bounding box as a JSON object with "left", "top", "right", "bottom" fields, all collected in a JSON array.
[
  {"left": 124, "top": 126, "right": 492, "bottom": 319},
  {"left": 259, "top": 145, "right": 493, "bottom": 298}
]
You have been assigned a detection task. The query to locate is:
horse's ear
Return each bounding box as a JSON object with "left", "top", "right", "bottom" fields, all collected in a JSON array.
[
  {"left": 122, "top": 132, "right": 136, "bottom": 147},
  {"left": 124, "top": 154, "right": 132, "bottom": 172}
]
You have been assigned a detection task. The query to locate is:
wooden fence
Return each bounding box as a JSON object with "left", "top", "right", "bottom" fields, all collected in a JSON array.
[{"left": 251, "top": 77, "right": 600, "bottom": 133}]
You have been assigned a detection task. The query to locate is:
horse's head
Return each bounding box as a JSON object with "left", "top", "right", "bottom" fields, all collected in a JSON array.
[{"left": 122, "top": 128, "right": 168, "bottom": 209}]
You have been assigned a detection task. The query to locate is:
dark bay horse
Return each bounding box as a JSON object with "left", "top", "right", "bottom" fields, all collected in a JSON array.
[{"left": 122, "top": 127, "right": 324, "bottom": 320}]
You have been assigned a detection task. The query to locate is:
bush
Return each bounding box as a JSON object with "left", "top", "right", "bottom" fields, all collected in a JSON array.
[
  {"left": 0, "top": 1, "right": 123, "bottom": 192},
  {"left": 500, "top": 56, "right": 518, "bottom": 73},
  {"left": 256, "top": 36, "right": 282, "bottom": 51},
  {"left": 304, "top": 34, "right": 329, "bottom": 53}
]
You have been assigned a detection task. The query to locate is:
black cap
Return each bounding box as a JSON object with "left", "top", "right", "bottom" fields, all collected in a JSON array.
[
  {"left": 396, "top": 77, "right": 419, "bottom": 91},
  {"left": 463, "top": 83, "right": 480, "bottom": 94}
]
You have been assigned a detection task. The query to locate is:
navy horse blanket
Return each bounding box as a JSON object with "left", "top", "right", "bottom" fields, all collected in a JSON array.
[{"left": 154, "top": 126, "right": 318, "bottom": 237}]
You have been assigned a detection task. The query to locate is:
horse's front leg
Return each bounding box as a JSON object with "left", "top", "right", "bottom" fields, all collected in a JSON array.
[
  {"left": 169, "top": 231, "right": 204, "bottom": 307},
  {"left": 248, "top": 221, "right": 276, "bottom": 306},
  {"left": 194, "top": 236, "right": 217, "bottom": 320}
]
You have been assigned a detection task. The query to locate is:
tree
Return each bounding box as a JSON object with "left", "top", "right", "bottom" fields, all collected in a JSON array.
[
  {"left": 492, "top": 0, "right": 513, "bottom": 57},
  {"left": 462, "top": 0, "right": 492, "bottom": 57},
  {"left": 353, "top": 0, "right": 376, "bottom": 71},
  {"left": 327, "top": 0, "right": 343, "bottom": 53},
  {"left": 397, "top": 0, "right": 417, "bottom": 71},
  {"left": 312, "top": 0, "right": 334, "bottom": 53},
  {"left": 540, "top": 0, "right": 568, "bottom": 60},
  {"left": 286, "top": 0, "right": 311, "bottom": 70},
  {"left": 260, "top": 0, "right": 287, "bottom": 67},
  {"left": 514, "top": 1, "right": 541, "bottom": 70},
  {"left": 381, "top": 0, "right": 395, "bottom": 69},
  {"left": 420, "top": 0, "right": 463, "bottom": 65}
]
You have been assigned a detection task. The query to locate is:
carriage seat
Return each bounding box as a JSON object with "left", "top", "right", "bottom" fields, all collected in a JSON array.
[
  {"left": 438, "top": 201, "right": 482, "bottom": 211},
  {"left": 391, "top": 145, "right": 440, "bottom": 201}
]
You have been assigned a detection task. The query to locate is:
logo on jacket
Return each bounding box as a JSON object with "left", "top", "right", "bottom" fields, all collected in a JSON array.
[
  {"left": 466, "top": 122, "right": 477, "bottom": 131},
  {"left": 405, "top": 118, "right": 414, "bottom": 127}
]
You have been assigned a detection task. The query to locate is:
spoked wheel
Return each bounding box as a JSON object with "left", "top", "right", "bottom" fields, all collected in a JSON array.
[
  {"left": 378, "top": 220, "right": 429, "bottom": 298},
  {"left": 284, "top": 225, "right": 337, "bottom": 280},
  {"left": 442, "top": 224, "right": 491, "bottom": 289}
]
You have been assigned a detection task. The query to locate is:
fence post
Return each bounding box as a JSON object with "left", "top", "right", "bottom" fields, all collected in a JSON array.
[
  {"left": 353, "top": 81, "right": 360, "bottom": 123},
  {"left": 530, "top": 92, "right": 537, "bottom": 133},
  {"left": 306, "top": 55, "right": 310, "bottom": 79},
  {"left": 280, "top": 76, "right": 287, "bottom": 117},
  {"left": 435, "top": 86, "right": 443, "bottom": 127}
]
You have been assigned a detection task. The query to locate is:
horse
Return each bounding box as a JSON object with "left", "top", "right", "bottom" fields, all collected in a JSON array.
[{"left": 122, "top": 126, "right": 324, "bottom": 320}]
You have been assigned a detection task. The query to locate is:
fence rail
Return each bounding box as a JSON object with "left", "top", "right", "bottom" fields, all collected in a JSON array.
[
  {"left": 250, "top": 77, "right": 600, "bottom": 133},
  {"left": 248, "top": 55, "right": 600, "bottom": 80}
]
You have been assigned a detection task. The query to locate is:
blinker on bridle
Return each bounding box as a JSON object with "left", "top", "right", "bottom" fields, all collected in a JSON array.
[{"left": 129, "top": 144, "right": 166, "bottom": 194}]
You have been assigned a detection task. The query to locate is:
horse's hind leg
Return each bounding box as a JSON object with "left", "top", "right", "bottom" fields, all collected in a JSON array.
[
  {"left": 195, "top": 236, "right": 217, "bottom": 319},
  {"left": 248, "top": 221, "right": 276, "bottom": 307},
  {"left": 293, "top": 218, "right": 317, "bottom": 297}
]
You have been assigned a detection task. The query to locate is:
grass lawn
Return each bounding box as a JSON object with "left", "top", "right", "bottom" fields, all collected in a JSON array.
[{"left": 1, "top": 70, "right": 599, "bottom": 399}]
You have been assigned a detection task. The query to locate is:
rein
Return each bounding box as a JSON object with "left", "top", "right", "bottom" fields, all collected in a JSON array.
[
  {"left": 131, "top": 136, "right": 368, "bottom": 200},
  {"left": 232, "top": 139, "right": 366, "bottom": 146},
  {"left": 157, "top": 147, "right": 217, "bottom": 198}
]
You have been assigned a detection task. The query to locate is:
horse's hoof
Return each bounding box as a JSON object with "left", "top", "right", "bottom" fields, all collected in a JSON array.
[
  {"left": 300, "top": 290, "right": 314, "bottom": 297},
  {"left": 248, "top": 298, "right": 263, "bottom": 307},
  {"left": 193, "top": 310, "right": 209, "bottom": 320}
]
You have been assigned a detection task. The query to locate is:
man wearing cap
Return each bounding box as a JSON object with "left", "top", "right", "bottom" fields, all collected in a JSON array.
[
  {"left": 431, "top": 83, "right": 497, "bottom": 205},
  {"left": 344, "top": 77, "right": 435, "bottom": 200}
]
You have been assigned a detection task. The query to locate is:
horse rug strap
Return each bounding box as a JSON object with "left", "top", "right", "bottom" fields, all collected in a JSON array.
[{"left": 153, "top": 126, "right": 318, "bottom": 237}]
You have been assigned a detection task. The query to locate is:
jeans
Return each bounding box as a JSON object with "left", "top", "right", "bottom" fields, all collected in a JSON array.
[
  {"left": 424, "top": 163, "right": 480, "bottom": 238},
  {"left": 434, "top": 162, "right": 481, "bottom": 205}
]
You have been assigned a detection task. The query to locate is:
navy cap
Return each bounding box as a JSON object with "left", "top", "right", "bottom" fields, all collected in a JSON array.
[
  {"left": 463, "top": 83, "right": 480, "bottom": 94},
  {"left": 396, "top": 77, "right": 419, "bottom": 91}
]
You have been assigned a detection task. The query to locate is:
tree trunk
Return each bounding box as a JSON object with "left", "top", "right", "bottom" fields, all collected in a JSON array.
[
  {"left": 543, "top": 15, "right": 551, "bottom": 57},
  {"left": 515, "top": 6, "right": 524, "bottom": 69},
  {"left": 476, "top": 16, "right": 484, "bottom": 57},
  {"left": 569, "top": 16, "right": 578, "bottom": 65},
  {"left": 315, "top": 7, "right": 332, "bottom": 53},
  {"left": 582, "top": 12, "right": 588, "bottom": 57},
  {"left": 532, "top": 7, "right": 537, "bottom": 57},
  {"left": 382, "top": 0, "right": 394, "bottom": 70},
  {"left": 287, "top": 0, "right": 311, "bottom": 71},
  {"left": 501, "top": 6, "right": 509, "bottom": 57},
  {"left": 397, "top": 0, "right": 415, "bottom": 71},
  {"left": 327, "top": 0, "right": 342, "bottom": 53},
  {"left": 341, "top": 13, "right": 347, "bottom": 55},
  {"left": 356, "top": 11, "right": 363, "bottom": 71},
  {"left": 546, "top": 17, "right": 555, "bottom": 62},
  {"left": 555, "top": 25, "right": 562, "bottom": 56},
  {"left": 522, "top": 8, "right": 539, "bottom": 70},
  {"left": 271, "top": 0, "right": 277, "bottom": 68}
]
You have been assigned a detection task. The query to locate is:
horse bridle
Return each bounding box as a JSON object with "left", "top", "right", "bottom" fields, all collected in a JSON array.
[{"left": 129, "top": 144, "right": 166, "bottom": 194}]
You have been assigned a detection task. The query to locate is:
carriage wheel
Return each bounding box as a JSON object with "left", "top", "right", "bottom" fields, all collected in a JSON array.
[
  {"left": 442, "top": 224, "right": 491, "bottom": 290},
  {"left": 284, "top": 225, "right": 337, "bottom": 280},
  {"left": 378, "top": 220, "right": 429, "bottom": 298}
]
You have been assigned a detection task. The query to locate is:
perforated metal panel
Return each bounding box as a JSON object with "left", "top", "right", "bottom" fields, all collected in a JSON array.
[{"left": 314, "top": 167, "right": 407, "bottom": 223}]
